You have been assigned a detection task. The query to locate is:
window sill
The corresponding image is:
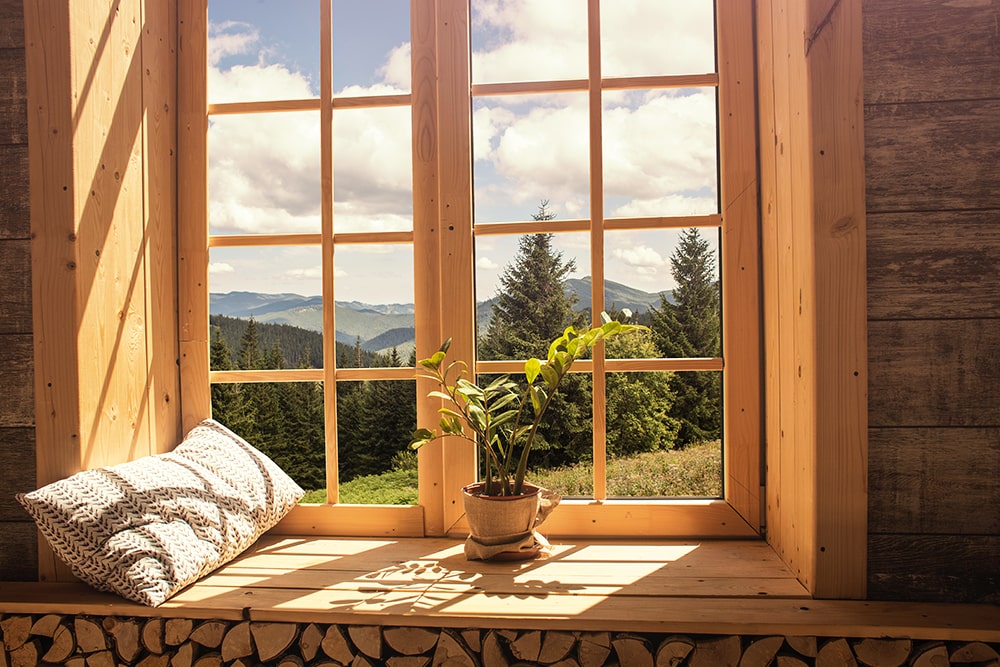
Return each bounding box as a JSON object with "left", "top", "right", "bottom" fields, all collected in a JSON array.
[{"left": 3, "top": 536, "right": 999, "bottom": 641}]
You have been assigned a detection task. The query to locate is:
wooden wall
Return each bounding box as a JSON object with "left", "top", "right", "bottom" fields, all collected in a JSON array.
[
  {"left": 0, "top": 0, "right": 997, "bottom": 603},
  {"left": 864, "top": 0, "right": 1000, "bottom": 602},
  {"left": 0, "top": 0, "right": 37, "bottom": 581}
]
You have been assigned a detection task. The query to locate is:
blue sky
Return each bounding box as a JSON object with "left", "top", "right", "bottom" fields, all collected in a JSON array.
[{"left": 205, "top": 0, "right": 720, "bottom": 304}]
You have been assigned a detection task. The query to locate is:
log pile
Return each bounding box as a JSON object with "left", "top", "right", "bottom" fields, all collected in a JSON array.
[{"left": 1, "top": 614, "right": 998, "bottom": 667}]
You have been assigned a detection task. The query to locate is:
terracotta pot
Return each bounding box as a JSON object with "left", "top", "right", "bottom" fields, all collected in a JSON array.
[{"left": 461, "top": 482, "right": 545, "bottom": 561}]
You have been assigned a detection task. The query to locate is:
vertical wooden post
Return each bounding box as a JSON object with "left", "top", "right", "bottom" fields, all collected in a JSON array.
[
  {"left": 26, "top": 0, "right": 180, "bottom": 578},
  {"left": 412, "top": 0, "right": 444, "bottom": 534},
  {"left": 435, "top": 0, "right": 477, "bottom": 534},
  {"left": 758, "top": 0, "right": 868, "bottom": 599},
  {"left": 586, "top": 0, "right": 608, "bottom": 501},
  {"left": 177, "top": 0, "right": 210, "bottom": 432},
  {"left": 717, "top": 0, "right": 762, "bottom": 530}
]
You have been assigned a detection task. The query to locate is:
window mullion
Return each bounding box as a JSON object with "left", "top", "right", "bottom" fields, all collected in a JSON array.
[
  {"left": 587, "top": 0, "right": 608, "bottom": 501},
  {"left": 319, "top": 0, "right": 338, "bottom": 504}
]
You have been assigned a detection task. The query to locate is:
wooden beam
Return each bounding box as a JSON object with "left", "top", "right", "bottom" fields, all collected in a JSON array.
[{"left": 758, "top": 0, "right": 868, "bottom": 599}]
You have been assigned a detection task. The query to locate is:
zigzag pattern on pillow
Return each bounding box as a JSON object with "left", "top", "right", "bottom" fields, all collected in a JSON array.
[{"left": 17, "top": 419, "right": 304, "bottom": 606}]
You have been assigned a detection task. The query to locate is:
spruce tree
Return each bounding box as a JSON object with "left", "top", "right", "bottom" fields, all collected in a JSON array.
[
  {"left": 649, "top": 228, "right": 722, "bottom": 445},
  {"left": 477, "top": 201, "right": 591, "bottom": 469}
]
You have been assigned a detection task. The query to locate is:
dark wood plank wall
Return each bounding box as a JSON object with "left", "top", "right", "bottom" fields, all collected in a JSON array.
[
  {"left": 0, "top": 0, "right": 37, "bottom": 580},
  {"left": 0, "top": 0, "right": 997, "bottom": 603},
  {"left": 864, "top": 0, "right": 1000, "bottom": 602}
]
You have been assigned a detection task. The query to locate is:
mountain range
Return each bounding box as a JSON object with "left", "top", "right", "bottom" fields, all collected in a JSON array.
[{"left": 210, "top": 277, "right": 670, "bottom": 355}]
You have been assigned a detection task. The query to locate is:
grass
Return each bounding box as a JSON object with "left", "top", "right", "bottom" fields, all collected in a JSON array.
[{"left": 300, "top": 441, "right": 721, "bottom": 504}]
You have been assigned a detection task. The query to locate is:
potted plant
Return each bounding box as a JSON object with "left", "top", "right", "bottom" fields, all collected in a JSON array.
[{"left": 410, "top": 313, "right": 647, "bottom": 560}]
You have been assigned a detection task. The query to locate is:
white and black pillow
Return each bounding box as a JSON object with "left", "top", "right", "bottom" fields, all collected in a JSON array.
[{"left": 17, "top": 419, "right": 304, "bottom": 606}]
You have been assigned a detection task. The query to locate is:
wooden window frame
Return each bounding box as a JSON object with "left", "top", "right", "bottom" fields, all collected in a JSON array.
[
  {"left": 25, "top": 0, "right": 866, "bottom": 597},
  {"left": 176, "top": 0, "right": 762, "bottom": 540}
]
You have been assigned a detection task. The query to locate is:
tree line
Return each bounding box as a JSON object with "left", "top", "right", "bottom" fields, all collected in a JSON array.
[{"left": 210, "top": 208, "right": 721, "bottom": 490}]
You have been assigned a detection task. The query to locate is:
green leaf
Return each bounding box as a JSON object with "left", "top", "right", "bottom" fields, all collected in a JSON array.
[
  {"left": 528, "top": 384, "right": 542, "bottom": 412},
  {"left": 456, "top": 378, "right": 484, "bottom": 398},
  {"left": 539, "top": 363, "right": 560, "bottom": 389},
  {"left": 524, "top": 357, "right": 541, "bottom": 384},
  {"left": 419, "top": 351, "right": 446, "bottom": 370}
]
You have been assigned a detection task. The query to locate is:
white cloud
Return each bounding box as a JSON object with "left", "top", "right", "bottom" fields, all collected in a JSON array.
[
  {"left": 613, "top": 245, "right": 666, "bottom": 277},
  {"left": 377, "top": 43, "right": 411, "bottom": 90},
  {"left": 208, "top": 262, "right": 235, "bottom": 274},
  {"left": 285, "top": 267, "right": 323, "bottom": 280},
  {"left": 477, "top": 257, "right": 500, "bottom": 270}
]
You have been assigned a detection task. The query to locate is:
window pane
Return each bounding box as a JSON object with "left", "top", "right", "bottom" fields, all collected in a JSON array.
[
  {"left": 607, "top": 372, "right": 722, "bottom": 497},
  {"left": 333, "top": 107, "right": 413, "bottom": 233},
  {"left": 333, "top": 0, "right": 410, "bottom": 95},
  {"left": 603, "top": 89, "right": 719, "bottom": 219},
  {"left": 473, "top": 93, "right": 589, "bottom": 224},
  {"left": 471, "top": 0, "right": 587, "bottom": 84},
  {"left": 605, "top": 371, "right": 722, "bottom": 498},
  {"left": 478, "top": 373, "right": 595, "bottom": 497},
  {"left": 209, "top": 246, "right": 324, "bottom": 370},
  {"left": 604, "top": 227, "right": 720, "bottom": 361},
  {"left": 333, "top": 244, "right": 415, "bottom": 368},
  {"left": 476, "top": 232, "right": 589, "bottom": 360},
  {"left": 209, "top": 112, "right": 321, "bottom": 235},
  {"left": 210, "top": 381, "right": 327, "bottom": 494},
  {"left": 600, "top": 0, "right": 716, "bottom": 79},
  {"left": 336, "top": 379, "right": 417, "bottom": 505},
  {"left": 208, "top": 0, "right": 320, "bottom": 104}
]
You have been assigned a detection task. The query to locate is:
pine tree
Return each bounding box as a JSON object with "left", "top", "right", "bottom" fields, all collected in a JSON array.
[
  {"left": 649, "top": 228, "right": 722, "bottom": 445},
  {"left": 479, "top": 201, "right": 587, "bottom": 361},
  {"left": 478, "top": 201, "right": 592, "bottom": 469}
]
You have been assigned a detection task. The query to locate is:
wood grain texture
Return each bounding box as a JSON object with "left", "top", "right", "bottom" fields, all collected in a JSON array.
[
  {"left": 0, "top": 521, "right": 37, "bottom": 581},
  {"left": 0, "top": 143, "right": 29, "bottom": 238},
  {"left": 868, "top": 535, "right": 1000, "bottom": 604},
  {"left": 868, "top": 428, "right": 1000, "bottom": 535},
  {"left": 869, "top": 319, "right": 1000, "bottom": 427},
  {"left": 864, "top": 100, "right": 1000, "bottom": 213},
  {"left": 863, "top": 0, "right": 1000, "bottom": 105},
  {"left": 0, "top": 238, "right": 30, "bottom": 332},
  {"left": 0, "top": 333, "right": 33, "bottom": 427},
  {"left": 0, "top": 427, "right": 35, "bottom": 520},
  {"left": 0, "top": 47, "right": 27, "bottom": 144},
  {"left": 0, "top": 0, "right": 23, "bottom": 49},
  {"left": 867, "top": 210, "right": 1000, "bottom": 320}
]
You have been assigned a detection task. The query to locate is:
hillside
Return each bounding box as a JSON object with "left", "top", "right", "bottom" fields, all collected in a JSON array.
[{"left": 211, "top": 279, "right": 668, "bottom": 354}]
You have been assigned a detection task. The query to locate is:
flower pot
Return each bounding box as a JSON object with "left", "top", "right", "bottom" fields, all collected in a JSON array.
[{"left": 461, "top": 482, "right": 560, "bottom": 561}]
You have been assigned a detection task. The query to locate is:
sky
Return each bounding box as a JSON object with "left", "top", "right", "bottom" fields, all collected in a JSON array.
[{"left": 205, "top": 0, "right": 720, "bottom": 305}]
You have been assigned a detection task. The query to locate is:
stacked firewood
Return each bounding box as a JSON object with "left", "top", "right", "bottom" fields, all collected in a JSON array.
[{"left": 1, "top": 614, "right": 998, "bottom": 666}]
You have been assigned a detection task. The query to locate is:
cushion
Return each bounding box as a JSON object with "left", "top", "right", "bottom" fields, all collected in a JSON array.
[{"left": 17, "top": 419, "right": 304, "bottom": 606}]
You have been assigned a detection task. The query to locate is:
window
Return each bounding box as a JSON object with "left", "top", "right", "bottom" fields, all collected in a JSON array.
[{"left": 178, "top": 0, "right": 760, "bottom": 537}]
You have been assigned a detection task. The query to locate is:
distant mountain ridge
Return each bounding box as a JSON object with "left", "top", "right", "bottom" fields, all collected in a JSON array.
[{"left": 210, "top": 279, "right": 670, "bottom": 355}]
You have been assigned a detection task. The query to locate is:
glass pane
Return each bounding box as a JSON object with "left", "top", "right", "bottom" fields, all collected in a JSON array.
[
  {"left": 333, "top": 107, "right": 413, "bottom": 233},
  {"left": 607, "top": 370, "right": 722, "bottom": 498},
  {"left": 209, "top": 246, "right": 324, "bottom": 369},
  {"left": 604, "top": 227, "right": 720, "bottom": 361},
  {"left": 603, "top": 88, "right": 719, "bottom": 219},
  {"left": 333, "top": 245, "right": 415, "bottom": 368},
  {"left": 471, "top": 0, "right": 587, "bottom": 84},
  {"left": 478, "top": 372, "right": 595, "bottom": 497},
  {"left": 476, "top": 232, "right": 590, "bottom": 360},
  {"left": 210, "top": 381, "right": 327, "bottom": 494},
  {"left": 209, "top": 112, "right": 321, "bottom": 235},
  {"left": 473, "top": 93, "right": 589, "bottom": 224},
  {"left": 208, "top": 0, "right": 320, "bottom": 104},
  {"left": 336, "top": 379, "right": 417, "bottom": 504},
  {"left": 601, "top": 0, "right": 716, "bottom": 79},
  {"left": 333, "top": 0, "right": 410, "bottom": 95}
]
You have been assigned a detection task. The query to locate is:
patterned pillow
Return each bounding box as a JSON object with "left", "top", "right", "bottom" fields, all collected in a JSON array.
[{"left": 17, "top": 419, "right": 304, "bottom": 606}]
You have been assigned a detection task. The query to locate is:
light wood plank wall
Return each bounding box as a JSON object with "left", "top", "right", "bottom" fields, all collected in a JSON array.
[
  {"left": 863, "top": 0, "right": 1000, "bottom": 603},
  {"left": 17, "top": 0, "right": 181, "bottom": 582},
  {"left": 0, "top": 0, "right": 37, "bottom": 581},
  {"left": 757, "top": 0, "right": 868, "bottom": 599}
]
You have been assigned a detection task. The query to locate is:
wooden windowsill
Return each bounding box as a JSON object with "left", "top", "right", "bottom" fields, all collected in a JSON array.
[{"left": 2, "top": 536, "right": 999, "bottom": 641}]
